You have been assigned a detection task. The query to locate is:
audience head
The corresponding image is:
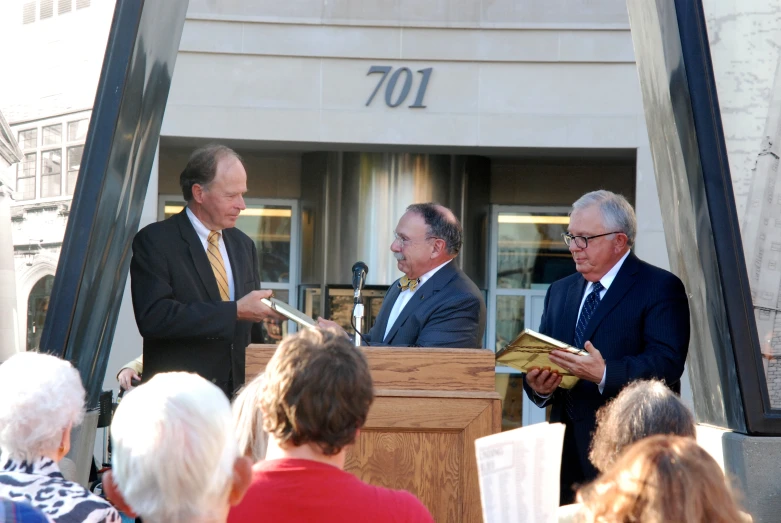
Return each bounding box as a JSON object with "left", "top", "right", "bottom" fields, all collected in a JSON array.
[
  {"left": 106, "top": 372, "right": 251, "bottom": 523},
  {"left": 262, "top": 328, "right": 374, "bottom": 457},
  {"left": 233, "top": 373, "right": 269, "bottom": 462},
  {"left": 589, "top": 379, "right": 695, "bottom": 472},
  {"left": 392, "top": 202, "right": 462, "bottom": 279},
  {"left": 578, "top": 435, "right": 745, "bottom": 523},
  {"left": 0, "top": 352, "right": 85, "bottom": 462}
]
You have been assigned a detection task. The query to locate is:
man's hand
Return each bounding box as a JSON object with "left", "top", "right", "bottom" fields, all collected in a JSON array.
[
  {"left": 237, "top": 290, "right": 286, "bottom": 322},
  {"left": 316, "top": 318, "right": 350, "bottom": 338},
  {"left": 548, "top": 341, "right": 606, "bottom": 384},
  {"left": 525, "top": 368, "right": 562, "bottom": 395},
  {"left": 118, "top": 368, "right": 140, "bottom": 391}
]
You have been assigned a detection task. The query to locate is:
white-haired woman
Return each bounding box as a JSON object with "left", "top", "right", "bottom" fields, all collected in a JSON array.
[{"left": 0, "top": 352, "right": 120, "bottom": 523}]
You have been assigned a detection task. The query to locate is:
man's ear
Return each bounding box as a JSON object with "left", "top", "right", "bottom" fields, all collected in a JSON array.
[
  {"left": 430, "top": 237, "right": 445, "bottom": 258},
  {"left": 192, "top": 183, "right": 205, "bottom": 204},
  {"left": 614, "top": 233, "right": 629, "bottom": 251},
  {"left": 229, "top": 456, "right": 253, "bottom": 507},
  {"left": 102, "top": 470, "right": 137, "bottom": 517}
]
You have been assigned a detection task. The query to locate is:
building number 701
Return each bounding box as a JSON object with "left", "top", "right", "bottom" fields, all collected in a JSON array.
[{"left": 365, "top": 66, "right": 433, "bottom": 108}]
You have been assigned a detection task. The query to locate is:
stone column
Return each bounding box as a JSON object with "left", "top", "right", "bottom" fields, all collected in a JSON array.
[{"left": 0, "top": 184, "right": 19, "bottom": 361}]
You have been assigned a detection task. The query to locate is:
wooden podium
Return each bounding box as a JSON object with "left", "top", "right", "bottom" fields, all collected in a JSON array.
[{"left": 246, "top": 344, "right": 501, "bottom": 523}]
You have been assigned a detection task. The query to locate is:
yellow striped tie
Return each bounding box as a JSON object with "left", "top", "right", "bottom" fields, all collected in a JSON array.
[{"left": 207, "top": 231, "right": 230, "bottom": 301}]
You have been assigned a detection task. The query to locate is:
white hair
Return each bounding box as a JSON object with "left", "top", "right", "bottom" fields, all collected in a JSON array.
[
  {"left": 572, "top": 190, "right": 637, "bottom": 247},
  {"left": 232, "top": 373, "right": 268, "bottom": 463},
  {"left": 0, "top": 352, "right": 85, "bottom": 460},
  {"left": 110, "top": 372, "right": 237, "bottom": 523}
]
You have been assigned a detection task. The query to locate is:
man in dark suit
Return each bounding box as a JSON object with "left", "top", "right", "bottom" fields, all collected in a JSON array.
[
  {"left": 522, "top": 190, "right": 690, "bottom": 504},
  {"left": 318, "top": 203, "right": 486, "bottom": 348},
  {"left": 130, "top": 144, "right": 282, "bottom": 396}
]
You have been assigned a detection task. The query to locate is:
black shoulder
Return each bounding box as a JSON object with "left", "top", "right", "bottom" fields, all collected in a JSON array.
[{"left": 134, "top": 214, "right": 178, "bottom": 242}]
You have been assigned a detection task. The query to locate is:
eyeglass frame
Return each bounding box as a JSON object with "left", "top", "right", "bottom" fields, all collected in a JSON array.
[
  {"left": 562, "top": 231, "right": 624, "bottom": 249},
  {"left": 392, "top": 233, "right": 442, "bottom": 248}
]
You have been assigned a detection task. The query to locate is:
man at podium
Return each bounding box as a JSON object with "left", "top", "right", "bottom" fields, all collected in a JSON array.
[
  {"left": 318, "top": 203, "right": 486, "bottom": 348},
  {"left": 522, "top": 190, "right": 690, "bottom": 504}
]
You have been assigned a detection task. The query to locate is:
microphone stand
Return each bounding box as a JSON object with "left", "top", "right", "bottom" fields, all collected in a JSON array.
[{"left": 353, "top": 289, "right": 364, "bottom": 348}]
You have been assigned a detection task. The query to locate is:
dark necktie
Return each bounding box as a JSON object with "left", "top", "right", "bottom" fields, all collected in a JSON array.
[
  {"left": 564, "top": 281, "right": 604, "bottom": 419},
  {"left": 574, "top": 281, "right": 604, "bottom": 349}
]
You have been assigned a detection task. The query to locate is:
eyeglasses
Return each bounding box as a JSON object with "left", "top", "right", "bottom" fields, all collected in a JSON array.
[
  {"left": 392, "top": 233, "right": 441, "bottom": 248},
  {"left": 562, "top": 231, "right": 623, "bottom": 249}
]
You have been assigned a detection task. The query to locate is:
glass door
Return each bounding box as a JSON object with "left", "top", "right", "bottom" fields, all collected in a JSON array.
[
  {"left": 159, "top": 196, "right": 300, "bottom": 342},
  {"left": 488, "top": 205, "right": 576, "bottom": 428}
]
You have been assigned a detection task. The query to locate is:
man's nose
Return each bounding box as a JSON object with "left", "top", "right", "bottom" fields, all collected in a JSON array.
[
  {"left": 568, "top": 241, "right": 580, "bottom": 253},
  {"left": 237, "top": 195, "right": 246, "bottom": 210},
  {"left": 390, "top": 239, "right": 401, "bottom": 252}
]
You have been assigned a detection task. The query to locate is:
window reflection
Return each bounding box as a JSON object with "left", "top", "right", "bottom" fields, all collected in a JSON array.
[{"left": 497, "top": 214, "right": 573, "bottom": 289}]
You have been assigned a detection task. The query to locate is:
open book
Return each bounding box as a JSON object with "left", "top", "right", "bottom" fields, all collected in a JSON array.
[
  {"left": 495, "top": 329, "right": 588, "bottom": 389},
  {"left": 475, "top": 422, "right": 566, "bottom": 523}
]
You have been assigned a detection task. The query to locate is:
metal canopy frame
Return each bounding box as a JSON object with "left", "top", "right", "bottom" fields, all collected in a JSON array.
[
  {"left": 629, "top": 0, "right": 781, "bottom": 434},
  {"left": 38, "top": 0, "right": 188, "bottom": 408}
]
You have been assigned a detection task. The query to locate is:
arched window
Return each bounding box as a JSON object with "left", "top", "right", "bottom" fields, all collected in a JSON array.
[{"left": 27, "top": 275, "right": 54, "bottom": 351}]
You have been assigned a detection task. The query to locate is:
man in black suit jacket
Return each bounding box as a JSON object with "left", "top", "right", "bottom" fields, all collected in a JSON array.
[
  {"left": 318, "top": 203, "right": 485, "bottom": 348},
  {"left": 130, "top": 144, "right": 282, "bottom": 396},
  {"left": 523, "top": 190, "right": 690, "bottom": 504}
]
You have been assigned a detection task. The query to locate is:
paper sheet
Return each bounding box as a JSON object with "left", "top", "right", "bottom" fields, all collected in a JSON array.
[{"left": 475, "top": 422, "right": 566, "bottom": 523}]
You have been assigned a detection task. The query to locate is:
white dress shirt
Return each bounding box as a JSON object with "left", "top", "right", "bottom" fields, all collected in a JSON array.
[
  {"left": 577, "top": 249, "right": 630, "bottom": 393},
  {"left": 186, "top": 207, "right": 236, "bottom": 300},
  {"left": 383, "top": 260, "right": 452, "bottom": 341}
]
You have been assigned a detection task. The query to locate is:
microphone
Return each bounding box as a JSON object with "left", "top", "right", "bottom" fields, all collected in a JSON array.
[{"left": 352, "top": 261, "right": 368, "bottom": 301}]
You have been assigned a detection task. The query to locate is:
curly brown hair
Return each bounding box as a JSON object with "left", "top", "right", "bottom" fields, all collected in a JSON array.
[
  {"left": 579, "top": 435, "right": 746, "bottom": 523},
  {"left": 261, "top": 328, "right": 374, "bottom": 456}
]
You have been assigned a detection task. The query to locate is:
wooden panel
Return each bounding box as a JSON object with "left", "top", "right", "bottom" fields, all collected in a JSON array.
[
  {"left": 246, "top": 344, "right": 497, "bottom": 392},
  {"left": 346, "top": 431, "right": 461, "bottom": 523},
  {"left": 365, "top": 396, "right": 495, "bottom": 430},
  {"left": 461, "top": 400, "right": 500, "bottom": 523}
]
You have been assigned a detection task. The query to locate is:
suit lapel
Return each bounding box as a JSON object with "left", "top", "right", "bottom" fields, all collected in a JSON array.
[
  {"left": 374, "top": 281, "right": 401, "bottom": 342},
  {"left": 223, "top": 228, "right": 242, "bottom": 297},
  {"left": 176, "top": 210, "right": 222, "bottom": 302},
  {"left": 563, "top": 277, "right": 587, "bottom": 345},
  {"left": 384, "top": 260, "right": 458, "bottom": 344},
  {"left": 582, "top": 252, "right": 639, "bottom": 343}
]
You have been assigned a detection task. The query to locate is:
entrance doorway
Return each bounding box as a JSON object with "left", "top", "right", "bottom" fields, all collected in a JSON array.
[{"left": 27, "top": 275, "right": 54, "bottom": 351}]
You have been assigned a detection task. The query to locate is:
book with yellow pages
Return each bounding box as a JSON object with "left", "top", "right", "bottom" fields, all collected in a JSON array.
[{"left": 495, "top": 329, "right": 588, "bottom": 389}]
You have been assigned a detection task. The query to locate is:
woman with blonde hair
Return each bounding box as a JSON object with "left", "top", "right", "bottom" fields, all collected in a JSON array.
[
  {"left": 232, "top": 372, "right": 268, "bottom": 462},
  {"left": 578, "top": 435, "right": 749, "bottom": 523}
]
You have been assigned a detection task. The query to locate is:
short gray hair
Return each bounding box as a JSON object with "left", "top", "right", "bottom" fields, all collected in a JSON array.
[
  {"left": 406, "top": 202, "right": 463, "bottom": 255},
  {"left": 111, "top": 372, "right": 237, "bottom": 523},
  {"left": 0, "top": 352, "right": 85, "bottom": 460},
  {"left": 589, "top": 380, "right": 695, "bottom": 472},
  {"left": 232, "top": 373, "right": 268, "bottom": 463},
  {"left": 572, "top": 190, "right": 637, "bottom": 247}
]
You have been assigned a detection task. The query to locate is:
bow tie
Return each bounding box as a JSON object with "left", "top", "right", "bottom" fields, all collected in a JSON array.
[{"left": 399, "top": 276, "right": 421, "bottom": 292}]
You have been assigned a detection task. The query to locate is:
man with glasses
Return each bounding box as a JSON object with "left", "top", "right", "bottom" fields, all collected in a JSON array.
[
  {"left": 522, "top": 190, "right": 690, "bottom": 504},
  {"left": 318, "top": 202, "right": 486, "bottom": 348}
]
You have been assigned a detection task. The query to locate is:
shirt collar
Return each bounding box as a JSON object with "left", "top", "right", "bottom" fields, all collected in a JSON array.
[
  {"left": 1, "top": 454, "right": 62, "bottom": 479},
  {"left": 587, "top": 249, "right": 630, "bottom": 293},
  {"left": 417, "top": 259, "right": 452, "bottom": 286},
  {"left": 186, "top": 206, "right": 218, "bottom": 243}
]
